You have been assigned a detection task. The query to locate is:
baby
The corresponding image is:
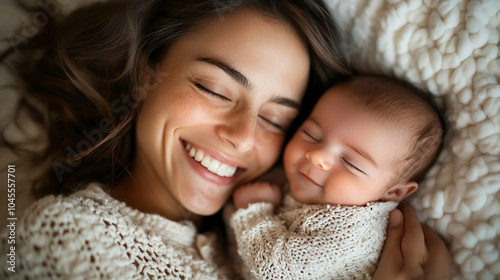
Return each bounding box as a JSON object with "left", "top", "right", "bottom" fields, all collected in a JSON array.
[{"left": 229, "top": 76, "right": 444, "bottom": 279}]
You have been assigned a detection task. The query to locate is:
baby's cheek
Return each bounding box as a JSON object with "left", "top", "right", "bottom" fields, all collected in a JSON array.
[{"left": 283, "top": 141, "right": 299, "bottom": 171}]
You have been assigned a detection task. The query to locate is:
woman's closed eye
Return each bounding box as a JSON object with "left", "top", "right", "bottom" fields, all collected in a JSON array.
[
  {"left": 259, "top": 115, "right": 286, "bottom": 132},
  {"left": 194, "top": 82, "right": 230, "bottom": 101},
  {"left": 189, "top": 76, "right": 231, "bottom": 101},
  {"left": 258, "top": 105, "right": 297, "bottom": 134}
]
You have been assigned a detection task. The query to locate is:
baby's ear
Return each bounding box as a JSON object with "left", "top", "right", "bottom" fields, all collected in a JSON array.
[{"left": 381, "top": 181, "right": 418, "bottom": 202}]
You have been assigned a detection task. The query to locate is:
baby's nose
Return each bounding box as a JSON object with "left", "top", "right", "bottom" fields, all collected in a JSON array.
[{"left": 305, "top": 149, "right": 332, "bottom": 171}]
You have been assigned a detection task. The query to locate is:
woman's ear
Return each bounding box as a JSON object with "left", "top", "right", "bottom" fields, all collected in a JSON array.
[
  {"left": 137, "top": 61, "right": 168, "bottom": 101},
  {"left": 381, "top": 181, "right": 418, "bottom": 202},
  {"left": 136, "top": 65, "right": 155, "bottom": 101}
]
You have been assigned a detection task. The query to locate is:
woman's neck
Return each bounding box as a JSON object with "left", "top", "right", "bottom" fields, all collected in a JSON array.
[{"left": 110, "top": 162, "right": 203, "bottom": 228}]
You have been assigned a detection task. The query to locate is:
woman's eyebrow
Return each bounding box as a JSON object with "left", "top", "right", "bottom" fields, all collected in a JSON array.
[
  {"left": 270, "top": 96, "right": 300, "bottom": 109},
  {"left": 196, "top": 57, "right": 299, "bottom": 109},
  {"left": 196, "top": 57, "right": 253, "bottom": 90}
]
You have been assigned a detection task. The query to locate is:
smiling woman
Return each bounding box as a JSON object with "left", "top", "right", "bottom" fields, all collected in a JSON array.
[
  {"left": 110, "top": 9, "right": 312, "bottom": 220},
  {"left": 0, "top": 0, "right": 350, "bottom": 278},
  {"left": 0, "top": 0, "right": 451, "bottom": 279}
]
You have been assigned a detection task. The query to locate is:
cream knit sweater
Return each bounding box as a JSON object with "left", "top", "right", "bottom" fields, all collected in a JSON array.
[
  {"left": 230, "top": 194, "right": 398, "bottom": 280},
  {"left": 0, "top": 183, "right": 229, "bottom": 280}
]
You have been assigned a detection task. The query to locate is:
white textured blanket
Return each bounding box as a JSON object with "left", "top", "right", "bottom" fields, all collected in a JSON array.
[{"left": 326, "top": 1, "right": 499, "bottom": 279}]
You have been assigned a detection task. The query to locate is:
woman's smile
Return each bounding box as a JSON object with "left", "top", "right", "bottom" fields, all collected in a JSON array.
[
  {"left": 182, "top": 139, "right": 244, "bottom": 185},
  {"left": 186, "top": 143, "right": 238, "bottom": 177}
]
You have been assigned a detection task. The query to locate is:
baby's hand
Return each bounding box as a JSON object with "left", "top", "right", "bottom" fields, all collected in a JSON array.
[{"left": 233, "top": 182, "right": 281, "bottom": 209}]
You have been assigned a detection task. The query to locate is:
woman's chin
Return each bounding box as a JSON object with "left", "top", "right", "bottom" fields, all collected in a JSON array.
[{"left": 183, "top": 195, "right": 229, "bottom": 217}]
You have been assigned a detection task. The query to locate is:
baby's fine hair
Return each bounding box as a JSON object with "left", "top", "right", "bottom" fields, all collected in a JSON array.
[{"left": 337, "top": 76, "right": 445, "bottom": 183}]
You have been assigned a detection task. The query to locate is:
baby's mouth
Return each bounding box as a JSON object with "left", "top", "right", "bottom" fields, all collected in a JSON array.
[
  {"left": 299, "top": 171, "right": 323, "bottom": 188},
  {"left": 185, "top": 143, "right": 238, "bottom": 178}
]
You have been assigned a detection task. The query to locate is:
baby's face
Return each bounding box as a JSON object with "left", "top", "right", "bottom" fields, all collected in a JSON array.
[{"left": 283, "top": 87, "right": 412, "bottom": 206}]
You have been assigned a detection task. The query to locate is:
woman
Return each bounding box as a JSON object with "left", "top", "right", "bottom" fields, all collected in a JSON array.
[{"left": 0, "top": 0, "right": 449, "bottom": 279}]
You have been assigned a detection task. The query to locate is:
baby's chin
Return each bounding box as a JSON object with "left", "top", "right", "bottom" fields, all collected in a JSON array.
[
  {"left": 290, "top": 187, "right": 374, "bottom": 206},
  {"left": 289, "top": 186, "right": 323, "bottom": 205}
]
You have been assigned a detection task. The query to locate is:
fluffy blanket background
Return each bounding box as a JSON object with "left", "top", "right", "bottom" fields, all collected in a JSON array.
[
  {"left": 0, "top": 0, "right": 498, "bottom": 279},
  {"left": 325, "top": 0, "right": 499, "bottom": 279}
]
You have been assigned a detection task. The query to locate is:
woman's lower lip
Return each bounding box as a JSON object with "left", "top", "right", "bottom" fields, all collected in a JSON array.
[{"left": 182, "top": 140, "right": 242, "bottom": 186}]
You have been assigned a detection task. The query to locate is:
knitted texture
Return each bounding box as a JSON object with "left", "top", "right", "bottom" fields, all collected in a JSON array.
[
  {"left": 0, "top": 183, "right": 229, "bottom": 280},
  {"left": 230, "top": 194, "right": 398, "bottom": 280}
]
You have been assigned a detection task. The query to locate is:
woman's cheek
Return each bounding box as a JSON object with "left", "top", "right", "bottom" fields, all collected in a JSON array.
[{"left": 256, "top": 129, "right": 284, "bottom": 169}]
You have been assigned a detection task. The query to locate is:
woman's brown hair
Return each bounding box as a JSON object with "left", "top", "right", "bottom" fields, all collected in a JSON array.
[{"left": 1, "top": 0, "right": 351, "bottom": 197}]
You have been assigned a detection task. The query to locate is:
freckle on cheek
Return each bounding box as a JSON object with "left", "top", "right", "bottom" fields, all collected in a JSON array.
[{"left": 257, "top": 131, "right": 275, "bottom": 146}]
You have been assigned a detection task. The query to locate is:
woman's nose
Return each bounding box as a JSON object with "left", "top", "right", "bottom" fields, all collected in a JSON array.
[
  {"left": 217, "top": 111, "right": 257, "bottom": 153},
  {"left": 305, "top": 149, "right": 332, "bottom": 171}
]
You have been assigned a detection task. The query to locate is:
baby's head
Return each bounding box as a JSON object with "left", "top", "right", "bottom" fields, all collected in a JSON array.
[{"left": 283, "top": 76, "right": 444, "bottom": 206}]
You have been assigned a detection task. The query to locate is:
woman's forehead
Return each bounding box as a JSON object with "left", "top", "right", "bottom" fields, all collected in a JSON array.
[{"left": 166, "top": 9, "right": 310, "bottom": 101}]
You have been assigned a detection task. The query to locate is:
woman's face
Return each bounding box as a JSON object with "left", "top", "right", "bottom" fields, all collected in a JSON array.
[{"left": 132, "top": 10, "right": 310, "bottom": 216}]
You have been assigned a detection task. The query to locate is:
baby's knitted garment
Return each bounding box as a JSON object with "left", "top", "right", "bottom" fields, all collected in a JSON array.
[
  {"left": 230, "top": 194, "right": 398, "bottom": 280},
  {"left": 0, "top": 183, "right": 229, "bottom": 280}
]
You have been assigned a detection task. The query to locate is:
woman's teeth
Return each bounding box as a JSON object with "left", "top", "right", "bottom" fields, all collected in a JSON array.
[{"left": 185, "top": 143, "right": 238, "bottom": 177}]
